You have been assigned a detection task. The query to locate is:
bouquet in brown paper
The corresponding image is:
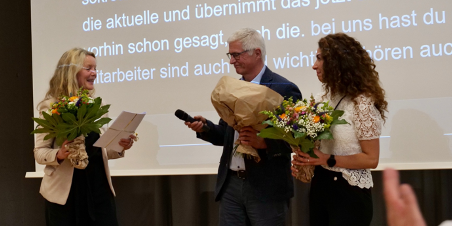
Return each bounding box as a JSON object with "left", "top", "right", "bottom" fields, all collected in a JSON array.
[{"left": 211, "top": 76, "right": 284, "bottom": 162}]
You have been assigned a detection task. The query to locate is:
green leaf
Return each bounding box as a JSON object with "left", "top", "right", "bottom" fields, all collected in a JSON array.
[
  {"left": 317, "top": 130, "right": 333, "bottom": 140},
  {"left": 42, "top": 112, "right": 57, "bottom": 126},
  {"left": 56, "top": 124, "right": 77, "bottom": 138},
  {"left": 308, "top": 150, "right": 318, "bottom": 158},
  {"left": 31, "top": 128, "right": 53, "bottom": 134},
  {"left": 262, "top": 120, "right": 275, "bottom": 127},
  {"left": 86, "top": 103, "right": 102, "bottom": 121},
  {"left": 53, "top": 114, "right": 63, "bottom": 124},
  {"left": 77, "top": 103, "right": 87, "bottom": 121},
  {"left": 293, "top": 130, "right": 306, "bottom": 139},
  {"left": 44, "top": 133, "right": 56, "bottom": 140},
  {"left": 299, "top": 138, "right": 314, "bottom": 153},
  {"left": 84, "top": 123, "right": 102, "bottom": 131},
  {"left": 62, "top": 113, "right": 77, "bottom": 124},
  {"left": 55, "top": 136, "right": 65, "bottom": 146},
  {"left": 331, "top": 119, "right": 348, "bottom": 125},
  {"left": 67, "top": 129, "right": 78, "bottom": 141},
  {"left": 95, "top": 117, "right": 112, "bottom": 126},
  {"left": 32, "top": 117, "right": 53, "bottom": 129},
  {"left": 330, "top": 110, "right": 344, "bottom": 119},
  {"left": 94, "top": 105, "right": 110, "bottom": 120},
  {"left": 258, "top": 127, "right": 298, "bottom": 146},
  {"left": 80, "top": 126, "right": 90, "bottom": 136}
]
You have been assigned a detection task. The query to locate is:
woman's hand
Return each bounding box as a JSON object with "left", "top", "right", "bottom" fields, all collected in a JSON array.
[
  {"left": 291, "top": 148, "right": 329, "bottom": 169},
  {"left": 119, "top": 134, "right": 137, "bottom": 151},
  {"left": 56, "top": 140, "right": 72, "bottom": 161}
]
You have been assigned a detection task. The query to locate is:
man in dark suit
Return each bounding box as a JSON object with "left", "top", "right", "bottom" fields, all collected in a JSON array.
[{"left": 185, "top": 28, "right": 302, "bottom": 226}]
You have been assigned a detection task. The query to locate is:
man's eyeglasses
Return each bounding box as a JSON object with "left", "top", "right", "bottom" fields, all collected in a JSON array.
[{"left": 226, "top": 49, "right": 251, "bottom": 60}]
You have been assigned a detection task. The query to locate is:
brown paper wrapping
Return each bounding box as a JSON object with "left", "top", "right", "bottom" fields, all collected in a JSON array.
[
  {"left": 211, "top": 76, "right": 284, "bottom": 162},
  {"left": 291, "top": 145, "right": 315, "bottom": 183},
  {"left": 67, "top": 135, "right": 89, "bottom": 169}
]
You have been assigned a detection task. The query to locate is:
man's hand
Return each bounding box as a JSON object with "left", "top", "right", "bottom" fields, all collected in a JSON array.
[
  {"left": 238, "top": 126, "right": 267, "bottom": 149},
  {"left": 185, "top": 115, "right": 207, "bottom": 133},
  {"left": 383, "top": 168, "right": 426, "bottom": 226}
]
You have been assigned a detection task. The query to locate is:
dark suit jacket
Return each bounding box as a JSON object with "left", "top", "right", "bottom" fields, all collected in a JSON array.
[{"left": 198, "top": 67, "right": 302, "bottom": 202}]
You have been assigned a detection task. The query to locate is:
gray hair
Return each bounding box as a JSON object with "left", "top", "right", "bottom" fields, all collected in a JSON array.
[{"left": 227, "top": 28, "right": 266, "bottom": 63}]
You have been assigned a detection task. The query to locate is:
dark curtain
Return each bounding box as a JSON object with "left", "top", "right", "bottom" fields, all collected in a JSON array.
[
  {"left": 1, "top": 1, "right": 451, "bottom": 226},
  {"left": 108, "top": 171, "right": 452, "bottom": 226}
]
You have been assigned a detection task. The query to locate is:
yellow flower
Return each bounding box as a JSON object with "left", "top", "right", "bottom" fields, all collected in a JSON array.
[
  {"left": 324, "top": 114, "right": 331, "bottom": 121},
  {"left": 69, "top": 96, "right": 78, "bottom": 102},
  {"left": 295, "top": 106, "right": 307, "bottom": 112}
]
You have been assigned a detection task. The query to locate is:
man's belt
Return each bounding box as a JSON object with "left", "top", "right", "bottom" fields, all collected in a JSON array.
[{"left": 230, "top": 169, "right": 246, "bottom": 179}]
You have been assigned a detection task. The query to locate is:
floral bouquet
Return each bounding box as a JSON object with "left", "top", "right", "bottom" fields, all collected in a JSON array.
[
  {"left": 258, "top": 95, "right": 347, "bottom": 182},
  {"left": 32, "top": 88, "right": 111, "bottom": 169}
]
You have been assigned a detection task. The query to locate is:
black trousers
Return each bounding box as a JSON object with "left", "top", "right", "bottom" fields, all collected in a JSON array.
[{"left": 309, "top": 166, "right": 373, "bottom": 226}]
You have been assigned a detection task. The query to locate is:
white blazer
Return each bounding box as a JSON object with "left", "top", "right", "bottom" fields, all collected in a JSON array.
[{"left": 33, "top": 98, "right": 124, "bottom": 205}]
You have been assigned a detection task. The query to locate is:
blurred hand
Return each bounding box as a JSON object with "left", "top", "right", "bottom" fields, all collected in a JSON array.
[
  {"left": 56, "top": 140, "right": 72, "bottom": 161},
  {"left": 184, "top": 115, "right": 207, "bottom": 133},
  {"left": 238, "top": 126, "right": 266, "bottom": 149},
  {"left": 291, "top": 148, "right": 328, "bottom": 167},
  {"left": 383, "top": 168, "right": 426, "bottom": 226},
  {"left": 119, "top": 134, "right": 137, "bottom": 151}
]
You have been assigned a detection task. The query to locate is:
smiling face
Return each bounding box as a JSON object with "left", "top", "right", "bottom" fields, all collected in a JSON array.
[
  {"left": 312, "top": 48, "right": 324, "bottom": 83},
  {"left": 228, "top": 40, "right": 263, "bottom": 81},
  {"left": 76, "top": 55, "right": 97, "bottom": 90}
]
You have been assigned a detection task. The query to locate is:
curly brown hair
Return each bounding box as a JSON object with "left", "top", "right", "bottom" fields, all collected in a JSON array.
[{"left": 318, "top": 33, "right": 388, "bottom": 121}]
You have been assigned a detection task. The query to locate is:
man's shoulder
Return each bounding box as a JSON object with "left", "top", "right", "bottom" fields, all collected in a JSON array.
[
  {"left": 263, "top": 67, "right": 302, "bottom": 100},
  {"left": 264, "top": 68, "right": 296, "bottom": 86}
]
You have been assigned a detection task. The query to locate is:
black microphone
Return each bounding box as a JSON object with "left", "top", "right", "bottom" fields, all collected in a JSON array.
[{"left": 175, "top": 109, "right": 210, "bottom": 132}]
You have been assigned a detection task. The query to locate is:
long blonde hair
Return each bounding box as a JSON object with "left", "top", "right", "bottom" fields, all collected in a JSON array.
[{"left": 42, "top": 48, "right": 96, "bottom": 103}]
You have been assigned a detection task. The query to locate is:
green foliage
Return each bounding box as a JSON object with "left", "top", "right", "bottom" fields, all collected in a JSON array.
[{"left": 31, "top": 95, "right": 111, "bottom": 146}]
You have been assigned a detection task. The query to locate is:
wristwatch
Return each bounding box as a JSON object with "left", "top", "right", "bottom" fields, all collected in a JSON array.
[{"left": 327, "top": 155, "right": 336, "bottom": 167}]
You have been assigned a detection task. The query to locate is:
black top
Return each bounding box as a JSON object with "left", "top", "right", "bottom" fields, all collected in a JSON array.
[{"left": 45, "top": 132, "right": 118, "bottom": 226}]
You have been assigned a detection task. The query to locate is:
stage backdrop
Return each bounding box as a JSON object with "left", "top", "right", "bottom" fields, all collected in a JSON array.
[{"left": 28, "top": 0, "right": 452, "bottom": 177}]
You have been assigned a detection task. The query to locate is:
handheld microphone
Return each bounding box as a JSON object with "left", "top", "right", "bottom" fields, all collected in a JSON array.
[{"left": 175, "top": 109, "right": 210, "bottom": 132}]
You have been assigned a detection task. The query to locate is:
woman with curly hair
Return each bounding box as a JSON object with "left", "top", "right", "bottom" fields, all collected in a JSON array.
[{"left": 291, "top": 33, "right": 388, "bottom": 226}]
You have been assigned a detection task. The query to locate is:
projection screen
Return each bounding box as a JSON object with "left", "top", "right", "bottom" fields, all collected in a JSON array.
[{"left": 27, "top": 0, "right": 452, "bottom": 177}]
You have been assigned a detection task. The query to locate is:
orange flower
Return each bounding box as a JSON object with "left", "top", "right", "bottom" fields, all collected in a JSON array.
[
  {"left": 280, "top": 113, "right": 287, "bottom": 119},
  {"left": 313, "top": 115, "right": 320, "bottom": 123},
  {"left": 69, "top": 96, "right": 78, "bottom": 102},
  {"left": 295, "top": 107, "right": 302, "bottom": 112},
  {"left": 51, "top": 109, "right": 60, "bottom": 115}
]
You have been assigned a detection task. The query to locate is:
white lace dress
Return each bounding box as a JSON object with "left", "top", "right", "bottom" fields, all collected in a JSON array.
[{"left": 317, "top": 94, "right": 383, "bottom": 189}]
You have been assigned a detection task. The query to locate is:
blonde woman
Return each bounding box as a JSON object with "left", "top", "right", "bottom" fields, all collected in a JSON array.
[{"left": 34, "top": 48, "right": 135, "bottom": 226}]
